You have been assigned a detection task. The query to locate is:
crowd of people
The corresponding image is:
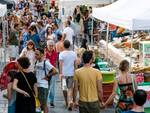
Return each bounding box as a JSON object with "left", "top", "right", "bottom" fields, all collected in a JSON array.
[{"left": 0, "top": 0, "right": 148, "bottom": 113}]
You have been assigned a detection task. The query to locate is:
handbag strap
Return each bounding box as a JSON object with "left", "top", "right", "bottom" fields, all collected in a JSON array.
[{"left": 20, "top": 71, "right": 36, "bottom": 97}]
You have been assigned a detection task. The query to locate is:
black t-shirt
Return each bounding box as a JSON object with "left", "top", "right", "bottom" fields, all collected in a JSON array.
[
  {"left": 123, "top": 110, "right": 145, "bottom": 113},
  {"left": 14, "top": 71, "right": 37, "bottom": 98}
]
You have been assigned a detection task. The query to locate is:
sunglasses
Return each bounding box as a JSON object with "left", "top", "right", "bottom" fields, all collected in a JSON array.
[{"left": 28, "top": 43, "right": 34, "bottom": 45}]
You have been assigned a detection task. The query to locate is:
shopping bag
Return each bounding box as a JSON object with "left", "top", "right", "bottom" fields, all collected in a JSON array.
[{"left": 34, "top": 96, "right": 40, "bottom": 108}]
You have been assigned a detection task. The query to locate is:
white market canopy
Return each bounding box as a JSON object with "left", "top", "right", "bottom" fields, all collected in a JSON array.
[
  {"left": 0, "top": 4, "right": 7, "bottom": 17},
  {"left": 59, "top": 0, "right": 112, "bottom": 19},
  {"left": 93, "top": 0, "right": 150, "bottom": 30}
]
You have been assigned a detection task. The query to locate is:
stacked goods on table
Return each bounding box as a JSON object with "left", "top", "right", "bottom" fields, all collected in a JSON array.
[
  {"left": 131, "top": 66, "right": 150, "bottom": 83},
  {"left": 111, "top": 32, "right": 150, "bottom": 61},
  {"left": 99, "top": 40, "right": 129, "bottom": 66},
  {"left": 99, "top": 31, "right": 150, "bottom": 66},
  {"left": 112, "top": 31, "right": 150, "bottom": 49}
]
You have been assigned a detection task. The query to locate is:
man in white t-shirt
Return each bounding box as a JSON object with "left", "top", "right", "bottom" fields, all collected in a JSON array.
[
  {"left": 63, "top": 21, "right": 75, "bottom": 45},
  {"left": 35, "top": 48, "right": 57, "bottom": 113},
  {"left": 59, "top": 40, "right": 77, "bottom": 110}
]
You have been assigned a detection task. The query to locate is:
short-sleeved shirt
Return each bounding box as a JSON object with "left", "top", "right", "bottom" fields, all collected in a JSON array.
[
  {"left": 122, "top": 110, "right": 145, "bottom": 113},
  {"left": 45, "top": 48, "right": 57, "bottom": 67},
  {"left": 63, "top": 27, "right": 74, "bottom": 44},
  {"left": 35, "top": 60, "right": 53, "bottom": 88},
  {"left": 14, "top": 71, "right": 37, "bottom": 113},
  {"left": 59, "top": 50, "right": 77, "bottom": 76},
  {"left": 14, "top": 72, "right": 37, "bottom": 98},
  {"left": 74, "top": 67, "right": 102, "bottom": 102}
]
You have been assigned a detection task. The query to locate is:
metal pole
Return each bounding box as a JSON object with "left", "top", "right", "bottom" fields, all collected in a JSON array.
[
  {"left": 106, "top": 23, "right": 109, "bottom": 61},
  {"left": 130, "top": 31, "right": 134, "bottom": 66},
  {"left": 130, "top": 31, "right": 136, "bottom": 91},
  {"left": 2, "top": 17, "right": 6, "bottom": 64},
  {"left": 91, "top": 17, "right": 94, "bottom": 45},
  {"left": 47, "top": 0, "right": 50, "bottom": 12}
]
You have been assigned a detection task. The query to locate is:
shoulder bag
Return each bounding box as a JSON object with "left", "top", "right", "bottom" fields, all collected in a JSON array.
[{"left": 20, "top": 71, "right": 41, "bottom": 110}]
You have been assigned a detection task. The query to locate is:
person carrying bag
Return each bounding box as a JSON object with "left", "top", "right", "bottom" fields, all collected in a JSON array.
[
  {"left": 20, "top": 71, "right": 41, "bottom": 113},
  {"left": 13, "top": 57, "right": 38, "bottom": 113}
]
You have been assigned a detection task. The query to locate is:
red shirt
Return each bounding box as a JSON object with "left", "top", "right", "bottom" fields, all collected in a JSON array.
[{"left": 45, "top": 48, "right": 57, "bottom": 67}]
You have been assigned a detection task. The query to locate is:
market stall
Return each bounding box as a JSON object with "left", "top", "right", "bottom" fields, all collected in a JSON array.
[
  {"left": 92, "top": 0, "right": 150, "bottom": 66},
  {"left": 93, "top": 0, "right": 150, "bottom": 110}
]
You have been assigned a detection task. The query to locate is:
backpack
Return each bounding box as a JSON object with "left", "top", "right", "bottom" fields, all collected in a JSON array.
[
  {"left": 0, "top": 61, "right": 18, "bottom": 90},
  {"left": 35, "top": 60, "right": 52, "bottom": 83}
]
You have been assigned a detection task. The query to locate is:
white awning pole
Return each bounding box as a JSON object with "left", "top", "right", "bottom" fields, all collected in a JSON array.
[{"left": 106, "top": 23, "right": 109, "bottom": 61}]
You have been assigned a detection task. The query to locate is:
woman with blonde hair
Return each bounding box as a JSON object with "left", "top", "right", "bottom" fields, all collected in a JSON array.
[{"left": 104, "top": 60, "right": 135, "bottom": 113}]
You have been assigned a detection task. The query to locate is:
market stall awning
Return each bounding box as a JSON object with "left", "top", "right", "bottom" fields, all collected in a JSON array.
[
  {"left": 92, "top": 0, "right": 150, "bottom": 30},
  {"left": 0, "top": 4, "right": 7, "bottom": 17}
]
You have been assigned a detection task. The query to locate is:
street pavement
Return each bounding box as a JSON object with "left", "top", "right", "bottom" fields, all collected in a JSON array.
[
  {"left": 0, "top": 90, "right": 8, "bottom": 113},
  {"left": 49, "top": 80, "right": 115, "bottom": 113}
]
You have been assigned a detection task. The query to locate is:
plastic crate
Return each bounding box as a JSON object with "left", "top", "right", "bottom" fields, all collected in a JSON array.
[
  {"left": 101, "top": 71, "right": 115, "bottom": 84},
  {"left": 102, "top": 83, "right": 114, "bottom": 104}
]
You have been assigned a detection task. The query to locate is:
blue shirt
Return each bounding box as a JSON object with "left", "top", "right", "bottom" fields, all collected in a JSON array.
[
  {"left": 22, "top": 31, "right": 29, "bottom": 48},
  {"left": 53, "top": 29, "right": 62, "bottom": 42},
  {"left": 28, "top": 33, "right": 40, "bottom": 48}
]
